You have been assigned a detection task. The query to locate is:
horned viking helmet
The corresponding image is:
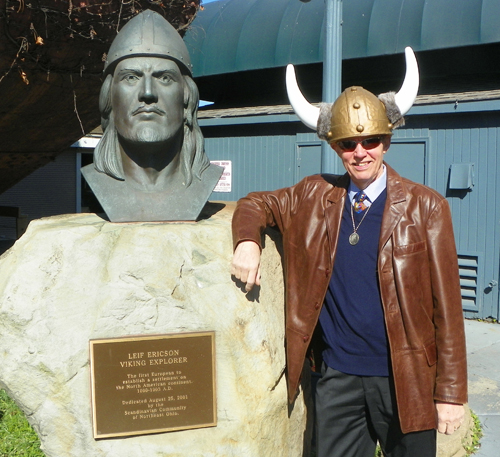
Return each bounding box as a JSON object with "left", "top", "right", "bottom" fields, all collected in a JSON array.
[
  {"left": 286, "top": 47, "right": 419, "bottom": 143},
  {"left": 104, "top": 10, "right": 193, "bottom": 77}
]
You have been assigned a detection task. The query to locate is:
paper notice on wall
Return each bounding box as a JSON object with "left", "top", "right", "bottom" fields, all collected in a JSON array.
[{"left": 211, "top": 160, "right": 232, "bottom": 193}]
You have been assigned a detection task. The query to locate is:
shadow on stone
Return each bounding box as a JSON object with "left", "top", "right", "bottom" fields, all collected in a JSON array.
[{"left": 198, "top": 202, "right": 226, "bottom": 221}]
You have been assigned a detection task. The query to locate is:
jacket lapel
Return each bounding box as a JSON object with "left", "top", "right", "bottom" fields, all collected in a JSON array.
[
  {"left": 324, "top": 173, "right": 349, "bottom": 266},
  {"left": 379, "top": 163, "right": 406, "bottom": 250}
]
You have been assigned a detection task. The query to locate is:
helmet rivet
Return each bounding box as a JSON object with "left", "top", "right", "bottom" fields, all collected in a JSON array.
[
  {"left": 356, "top": 125, "right": 364, "bottom": 132},
  {"left": 388, "top": 123, "right": 393, "bottom": 129},
  {"left": 351, "top": 87, "right": 357, "bottom": 92},
  {"left": 353, "top": 102, "right": 360, "bottom": 109},
  {"left": 327, "top": 131, "right": 333, "bottom": 139}
]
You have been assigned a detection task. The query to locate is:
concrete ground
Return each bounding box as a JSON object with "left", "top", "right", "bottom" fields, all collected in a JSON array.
[{"left": 465, "top": 319, "right": 500, "bottom": 456}]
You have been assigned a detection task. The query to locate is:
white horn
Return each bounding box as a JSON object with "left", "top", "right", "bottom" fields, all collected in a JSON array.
[
  {"left": 286, "top": 64, "right": 320, "bottom": 131},
  {"left": 394, "top": 47, "right": 419, "bottom": 116}
]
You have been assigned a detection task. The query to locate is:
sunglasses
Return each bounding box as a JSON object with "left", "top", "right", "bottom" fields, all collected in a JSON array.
[{"left": 336, "top": 137, "right": 383, "bottom": 152}]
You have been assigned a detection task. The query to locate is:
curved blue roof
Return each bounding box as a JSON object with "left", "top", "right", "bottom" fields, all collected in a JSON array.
[{"left": 185, "top": 0, "right": 500, "bottom": 77}]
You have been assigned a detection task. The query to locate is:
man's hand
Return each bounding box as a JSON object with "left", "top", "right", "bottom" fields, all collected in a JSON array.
[
  {"left": 436, "top": 401, "right": 465, "bottom": 435},
  {"left": 231, "top": 241, "right": 261, "bottom": 292}
]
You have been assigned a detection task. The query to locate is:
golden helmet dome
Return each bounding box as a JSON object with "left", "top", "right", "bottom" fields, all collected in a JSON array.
[{"left": 325, "top": 86, "right": 394, "bottom": 143}]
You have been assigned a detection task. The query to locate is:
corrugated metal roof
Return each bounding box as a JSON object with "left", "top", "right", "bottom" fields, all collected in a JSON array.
[
  {"left": 185, "top": 0, "right": 500, "bottom": 77},
  {"left": 196, "top": 89, "right": 500, "bottom": 122}
]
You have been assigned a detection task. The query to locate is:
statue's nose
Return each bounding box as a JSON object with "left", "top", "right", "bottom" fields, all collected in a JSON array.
[{"left": 139, "top": 75, "right": 158, "bottom": 104}]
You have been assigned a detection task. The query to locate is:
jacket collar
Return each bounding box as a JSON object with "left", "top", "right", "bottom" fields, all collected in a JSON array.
[
  {"left": 380, "top": 162, "right": 406, "bottom": 249},
  {"left": 324, "top": 173, "right": 349, "bottom": 204},
  {"left": 384, "top": 162, "right": 406, "bottom": 206}
]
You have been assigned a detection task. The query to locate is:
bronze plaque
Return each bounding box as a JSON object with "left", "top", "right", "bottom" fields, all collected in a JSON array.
[{"left": 89, "top": 332, "right": 216, "bottom": 439}]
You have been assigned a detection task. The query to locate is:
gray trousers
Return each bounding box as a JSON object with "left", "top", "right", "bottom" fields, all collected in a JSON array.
[{"left": 315, "top": 365, "right": 436, "bottom": 457}]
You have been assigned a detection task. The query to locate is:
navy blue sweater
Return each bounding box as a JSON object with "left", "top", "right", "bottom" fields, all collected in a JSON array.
[{"left": 319, "top": 189, "right": 389, "bottom": 377}]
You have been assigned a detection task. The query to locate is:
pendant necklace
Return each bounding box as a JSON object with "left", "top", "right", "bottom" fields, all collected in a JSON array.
[{"left": 349, "top": 203, "right": 371, "bottom": 246}]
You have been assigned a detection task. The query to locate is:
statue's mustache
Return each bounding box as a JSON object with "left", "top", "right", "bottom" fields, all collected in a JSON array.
[{"left": 132, "top": 105, "right": 166, "bottom": 116}]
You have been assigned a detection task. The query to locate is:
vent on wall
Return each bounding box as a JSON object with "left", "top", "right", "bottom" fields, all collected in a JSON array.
[{"left": 457, "top": 253, "right": 479, "bottom": 312}]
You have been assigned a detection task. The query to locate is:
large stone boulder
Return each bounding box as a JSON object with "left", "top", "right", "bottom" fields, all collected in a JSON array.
[{"left": 0, "top": 203, "right": 310, "bottom": 457}]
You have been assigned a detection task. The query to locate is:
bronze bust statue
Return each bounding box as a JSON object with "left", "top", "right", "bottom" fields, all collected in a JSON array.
[{"left": 82, "top": 10, "right": 223, "bottom": 222}]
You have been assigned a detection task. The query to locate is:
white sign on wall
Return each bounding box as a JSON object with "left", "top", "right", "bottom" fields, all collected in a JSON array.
[{"left": 211, "top": 160, "right": 232, "bottom": 193}]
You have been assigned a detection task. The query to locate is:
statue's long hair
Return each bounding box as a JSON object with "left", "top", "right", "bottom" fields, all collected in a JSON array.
[{"left": 94, "top": 70, "right": 210, "bottom": 187}]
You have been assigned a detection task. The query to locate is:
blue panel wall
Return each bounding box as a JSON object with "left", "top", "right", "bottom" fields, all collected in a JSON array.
[{"left": 205, "top": 134, "right": 298, "bottom": 201}]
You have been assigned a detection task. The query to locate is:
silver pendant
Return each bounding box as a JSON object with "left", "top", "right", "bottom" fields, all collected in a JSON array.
[{"left": 349, "top": 232, "right": 359, "bottom": 245}]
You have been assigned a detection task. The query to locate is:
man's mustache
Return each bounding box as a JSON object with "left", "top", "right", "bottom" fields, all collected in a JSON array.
[{"left": 132, "top": 105, "right": 166, "bottom": 116}]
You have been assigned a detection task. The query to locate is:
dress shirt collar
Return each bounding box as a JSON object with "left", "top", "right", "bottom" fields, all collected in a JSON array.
[{"left": 348, "top": 165, "right": 387, "bottom": 207}]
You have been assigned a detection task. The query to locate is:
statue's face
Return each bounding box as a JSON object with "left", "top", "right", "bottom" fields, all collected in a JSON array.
[{"left": 111, "top": 56, "right": 185, "bottom": 145}]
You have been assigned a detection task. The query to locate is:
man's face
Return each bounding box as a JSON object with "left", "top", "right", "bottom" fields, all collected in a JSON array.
[
  {"left": 111, "top": 57, "right": 185, "bottom": 145},
  {"left": 331, "top": 135, "right": 391, "bottom": 190}
]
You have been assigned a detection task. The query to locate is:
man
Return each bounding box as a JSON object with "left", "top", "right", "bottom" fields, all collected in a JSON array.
[
  {"left": 82, "top": 10, "right": 222, "bottom": 222},
  {"left": 231, "top": 48, "right": 467, "bottom": 456}
]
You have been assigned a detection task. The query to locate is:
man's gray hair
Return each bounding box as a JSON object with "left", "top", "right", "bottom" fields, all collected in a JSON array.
[{"left": 94, "top": 71, "right": 210, "bottom": 187}]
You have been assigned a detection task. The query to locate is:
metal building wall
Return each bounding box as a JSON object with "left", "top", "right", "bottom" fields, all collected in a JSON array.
[
  {"left": 204, "top": 113, "right": 500, "bottom": 320},
  {"left": 206, "top": 132, "right": 316, "bottom": 200}
]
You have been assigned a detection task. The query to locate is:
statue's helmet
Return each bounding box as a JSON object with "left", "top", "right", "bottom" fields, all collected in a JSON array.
[
  {"left": 286, "top": 47, "right": 419, "bottom": 143},
  {"left": 103, "top": 10, "right": 192, "bottom": 77}
]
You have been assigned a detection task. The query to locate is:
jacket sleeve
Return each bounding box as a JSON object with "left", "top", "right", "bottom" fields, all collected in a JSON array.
[
  {"left": 231, "top": 178, "right": 309, "bottom": 251},
  {"left": 427, "top": 198, "right": 468, "bottom": 405}
]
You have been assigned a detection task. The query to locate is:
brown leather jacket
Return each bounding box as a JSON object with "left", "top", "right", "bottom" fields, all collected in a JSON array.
[{"left": 232, "top": 163, "right": 467, "bottom": 433}]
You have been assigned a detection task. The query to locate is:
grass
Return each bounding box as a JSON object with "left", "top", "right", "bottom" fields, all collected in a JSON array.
[
  {"left": 464, "top": 410, "right": 483, "bottom": 455},
  {"left": 0, "top": 389, "right": 44, "bottom": 457}
]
